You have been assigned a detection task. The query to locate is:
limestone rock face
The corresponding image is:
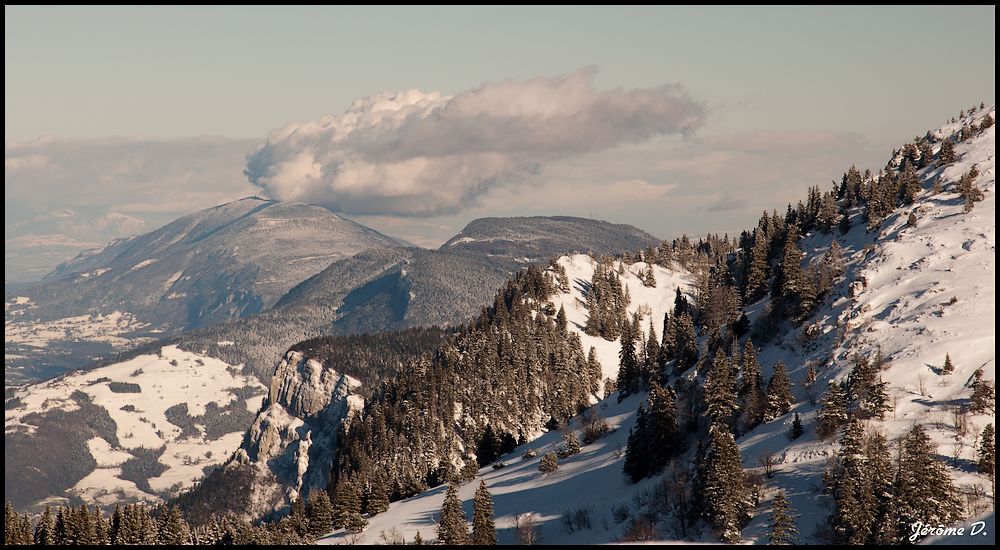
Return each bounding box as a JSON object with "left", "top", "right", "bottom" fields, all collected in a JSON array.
[{"left": 229, "top": 350, "right": 363, "bottom": 519}]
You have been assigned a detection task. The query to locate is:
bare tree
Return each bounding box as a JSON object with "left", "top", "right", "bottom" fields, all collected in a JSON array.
[{"left": 759, "top": 453, "right": 778, "bottom": 479}]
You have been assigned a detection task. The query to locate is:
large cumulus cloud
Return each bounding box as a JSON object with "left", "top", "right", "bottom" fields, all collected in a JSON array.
[{"left": 244, "top": 68, "right": 705, "bottom": 216}]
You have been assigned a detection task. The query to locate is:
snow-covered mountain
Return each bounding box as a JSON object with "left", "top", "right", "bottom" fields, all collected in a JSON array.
[
  {"left": 317, "top": 107, "right": 995, "bottom": 544},
  {"left": 441, "top": 216, "right": 661, "bottom": 263},
  {"left": 4, "top": 197, "right": 406, "bottom": 385}
]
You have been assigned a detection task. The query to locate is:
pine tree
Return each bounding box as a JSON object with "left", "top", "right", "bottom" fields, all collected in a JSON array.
[
  {"left": 366, "top": 476, "right": 390, "bottom": 515},
  {"left": 471, "top": 480, "right": 497, "bottom": 545},
  {"left": 703, "top": 423, "right": 749, "bottom": 543},
  {"left": 157, "top": 505, "right": 190, "bottom": 545},
  {"left": 438, "top": 483, "right": 469, "bottom": 545},
  {"left": 617, "top": 320, "right": 641, "bottom": 399},
  {"left": 816, "top": 382, "right": 849, "bottom": 439},
  {"left": 738, "top": 339, "right": 765, "bottom": 429},
  {"left": 92, "top": 506, "right": 109, "bottom": 545},
  {"left": 705, "top": 353, "right": 738, "bottom": 426},
  {"left": 938, "top": 138, "right": 956, "bottom": 165},
  {"left": 826, "top": 418, "right": 873, "bottom": 544},
  {"left": 776, "top": 225, "right": 815, "bottom": 321},
  {"left": 561, "top": 431, "right": 581, "bottom": 457},
  {"left": 54, "top": 506, "right": 68, "bottom": 545},
  {"left": 333, "top": 478, "right": 365, "bottom": 533},
  {"left": 642, "top": 265, "right": 657, "bottom": 288},
  {"left": 789, "top": 413, "right": 804, "bottom": 440},
  {"left": 942, "top": 353, "right": 954, "bottom": 374},
  {"left": 644, "top": 319, "right": 661, "bottom": 385},
  {"left": 646, "top": 382, "right": 679, "bottom": 473},
  {"left": 623, "top": 405, "right": 650, "bottom": 482},
  {"left": 970, "top": 367, "right": 995, "bottom": 413},
  {"left": 894, "top": 425, "right": 961, "bottom": 542},
  {"left": 538, "top": 452, "right": 559, "bottom": 473},
  {"left": 898, "top": 160, "right": 921, "bottom": 204},
  {"left": 768, "top": 490, "right": 798, "bottom": 544},
  {"left": 765, "top": 361, "right": 793, "bottom": 421},
  {"left": 745, "top": 230, "right": 770, "bottom": 303},
  {"left": 866, "top": 430, "right": 898, "bottom": 546},
  {"left": 978, "top": 424, "right": 995, "bottom": 480},
  {"left": 34, "top": 505, "right": 55, "bottom": 545},
  {"left": 4, "top": 502, "right": 15, "bottom": 546},
  {"left": 861, "top": 377, "right": 892, "bottom": 420},
  {"left": 306, "top": 488, "right": 334, "bottom": 539},
  {"left": 673, "top": 311, "right": 699, "bottom": 373}
]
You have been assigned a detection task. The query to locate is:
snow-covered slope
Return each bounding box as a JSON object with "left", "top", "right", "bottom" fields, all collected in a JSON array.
[
  {"left": 318, "top": 256, "right": 697, "bottom": 544},
  {"left": 739, "top": 106, "right": 996, "bottom": 542},
  {"left": 4, "top": 346, "right": 266, "bottom": 510},
  {"left": 550, "top": 254, "right": 696, "bottom": 382},
  {"left": 318, "top": 108, "right": 995, "bottom": 545}
]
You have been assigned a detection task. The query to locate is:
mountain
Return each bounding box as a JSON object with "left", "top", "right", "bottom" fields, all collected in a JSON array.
[
  {"left": 314, "top": 106, "right": 996, "bottom": 544},
  {"left": 6, "top": 107, "right": 992, "bottom": 546},
  {"left": 441, "top": 215, "right": 660, "bottom": 262},
  {"left": 4, "top": 197, "right": 406, "bottom": 385},
  {"left": 141, "top": 216, "right": 660, "bottom": 383}
]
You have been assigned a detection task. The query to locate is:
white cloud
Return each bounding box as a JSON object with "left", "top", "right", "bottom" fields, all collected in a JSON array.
[{"left": 245, "top": 67, "right": 705, "bottom": 216}]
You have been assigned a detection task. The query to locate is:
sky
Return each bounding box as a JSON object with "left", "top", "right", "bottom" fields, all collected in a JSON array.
[{"left": 5, "top": 5, "right": 996, "bottom": 281}]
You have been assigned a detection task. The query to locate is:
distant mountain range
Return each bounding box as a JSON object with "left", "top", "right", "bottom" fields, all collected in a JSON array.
[{"left": 5, "top": 201, "right": 659, "bottom": 385}]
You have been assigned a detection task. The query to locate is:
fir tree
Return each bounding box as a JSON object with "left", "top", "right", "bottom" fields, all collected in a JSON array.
[
  {"left": 365, "top": 476, "right": 390, "bottom": 515},
  {"left": 816, "top": 382, "right": 849, "bottom": 440},
  {"left": 765, "top": 361, "right": 793, "bottom": 421},
  {"left": 538, "top": 452, "right": 559, "bottom": 474},
  {"left": 157, "top": 505, "right": 190, "bottom": 545},
  {"left": 673, "top": 311, "right": 699, "bottom": 373},
  {"left": 438, "top": 483, "right": 469, "bottom": 545},
  {"left": 826, "top": 418, "right": 872, "bottom": 545},
  {"left": 970, "top": 368, "right": 995, "bottom": 413},
  {"left": 333, "top": 478, "right": 365, "bottom": 533},
  {"left": 471, "top": 480, "right": 497, "bottom": 545},
  {"left": 789, "top": 413, "right": 804, "bottom": 440},
  {"left": 4, "top": 502, "right": 15, "bottom": 546},
  {"left": 768, "top": 490, "right": 798, "bottom": 544},
  {"left": 977, "top": 423, "right": 995, "bottom": 480},
  {"left": 617, "top": 320, "right": 641, "bottom": 399},
  {"left": 646, "top": 382, "right": 679, "bottom": 473},
  {"left": 861, "top": 377, "right": 892, "bottom": 420},
  {"left": 703, "top": 423, "right": 750, "bottom": 543},
  {"left": 705, "top": 353, "right": 738, "bottom": 427},
  {"left": 34, "top": 505, "right": 55, "bottom": 545},
  {"left": 306, "top": 488, "right": 334, "bottom": 539},
  {"left": 938, "top": 138, "right": 956, "bottom": 165},
  {"left": 744, "top": 230, "right": 770, "bottom": 303},
  {"left": 894, "top": 425, "right": 961, "bottom": 542},
  {"left": 623, "top": 405, "right": 650, "bottom": 482},
  {"left": 738, "top": 339, "right": 765, "bottom": 429},
  {"left": 561, "top": 431, "right": 582, "bottom": 457},
  {"left": 943, "top": 353, "right": 955, "bottom": 374},
  {"left": 776, "top": 225, "right": 815, "bottom": 321},
  {"left": 92, "top": 506, "right": 109, "bottom": 545},
  {"left": 898, "top": 160, "right": 921, "bottom": 204}
]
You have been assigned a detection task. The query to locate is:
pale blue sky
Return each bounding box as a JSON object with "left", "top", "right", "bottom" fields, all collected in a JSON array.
[
  {"left": 4, "top": 6, "right": 996, "bottom": 281},
  {"left": 6, "top": 6, "right": 994, "bottom": 142}
]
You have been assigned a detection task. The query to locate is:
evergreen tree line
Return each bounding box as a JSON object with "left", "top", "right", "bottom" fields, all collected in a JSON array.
[{"left": 330, "top": 266, "right": 604, "bottom": 516}]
